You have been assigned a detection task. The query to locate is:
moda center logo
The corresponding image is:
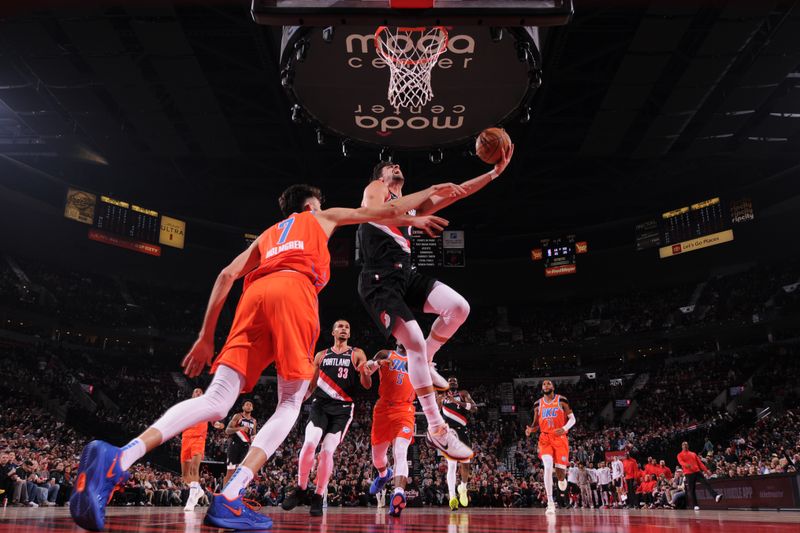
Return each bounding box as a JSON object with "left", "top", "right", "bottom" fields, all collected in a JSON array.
[{"left": 343, "top": 31, "right": 475, "bottom": 135}]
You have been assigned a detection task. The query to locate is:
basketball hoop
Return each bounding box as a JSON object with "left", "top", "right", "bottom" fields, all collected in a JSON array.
[{"left": 375, "top": 26, "right": 449, "bottom": 110}]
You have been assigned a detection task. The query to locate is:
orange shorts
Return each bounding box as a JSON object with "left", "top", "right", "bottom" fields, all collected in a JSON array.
[
  {"left": 211, "top": 272, "right": 319, "bottom": 392},
  {"left": 180, "top": 437, "right": 205, "bottom": 463},
  {"left": 371, "top": 402, "right": 415, "bottom": 445},
  {"left": 538, "top": 432, "right": 569, "bottom": 468}
]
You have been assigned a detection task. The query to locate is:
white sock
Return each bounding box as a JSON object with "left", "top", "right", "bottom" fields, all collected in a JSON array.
[
  {"left": 119, "top": 438, "right": 146, "bottom": 471},
  {"left": 447, "top": 460, "right": 457, "bottom": 499},
  {"left": 419, "top": 393, "right": 446, "bottom": 428},
  {"left": 426, "top": 336, "right": 445, "bottom": 363},
  {"left": 459, "top": 482, "right": 467, "bottom": 491},
  {"left": 221, "top": 465, "right": 254, "bottom": 500}
]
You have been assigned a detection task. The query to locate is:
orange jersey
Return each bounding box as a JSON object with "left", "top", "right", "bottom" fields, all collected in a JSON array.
[
  {"left": 182, "top": 420, "right": 208, "bottom": 441},
  {"left": 376, "top": 351, "right": 415, "bottom": 406},
  {"left": 244, "top": 211, "right": 330, "bottom": 293},
  {"left": 536, "top": 394, "right": 568, "bottom": 434}
]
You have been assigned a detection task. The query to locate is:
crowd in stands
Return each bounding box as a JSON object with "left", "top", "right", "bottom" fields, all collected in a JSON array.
[{"left": 1, "top": 255, "right": 799, "bottom": 511}]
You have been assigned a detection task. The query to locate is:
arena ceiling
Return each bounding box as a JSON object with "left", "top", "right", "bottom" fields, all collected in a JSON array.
[{"left": 1, "top": 0, "right": 799, "bottom": 241}]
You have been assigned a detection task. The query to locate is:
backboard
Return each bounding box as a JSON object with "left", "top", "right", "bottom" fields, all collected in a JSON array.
[
  {"left": 253, "top": 1, "right": 573, "bottom": 27},
  {"left": 263, "top": 1, "right": 573, "bottom": 152}
]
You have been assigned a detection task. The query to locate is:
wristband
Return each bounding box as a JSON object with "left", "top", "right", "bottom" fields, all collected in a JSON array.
[
  {"left": 489, "top": 170, "right": 499, "bottom": 180},
  {"left": 363, "top": 360, "right": 379, "bottom": 376}
]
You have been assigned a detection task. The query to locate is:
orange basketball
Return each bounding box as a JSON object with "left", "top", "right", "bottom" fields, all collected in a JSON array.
[{"left": 475, "top": 127, "right": 511, "bottom": 165}]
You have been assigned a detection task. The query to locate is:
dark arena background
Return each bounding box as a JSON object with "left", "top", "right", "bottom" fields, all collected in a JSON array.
[{"left": 1, "top": 1, "right": 800, "bottom": 532}]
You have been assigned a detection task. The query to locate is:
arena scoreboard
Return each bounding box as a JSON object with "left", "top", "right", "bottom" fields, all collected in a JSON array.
[
  {"left": 635, "top": 197, "right": 753, "bottom": 258},
  {"left": 64, "top": 188, "right": 186, "bottom": 256},
  {"left": 531, "top": 235, "right": 588, "bottom": 277},
  {"left": 410, "top": 229, "right": 465, "bottom": 268}
]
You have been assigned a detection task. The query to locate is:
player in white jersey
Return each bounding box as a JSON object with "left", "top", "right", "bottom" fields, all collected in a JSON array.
[
  {"left": 611, "top": 456, "right": 625, "bottom": 507},
  {"left": 587, "top": 463, "right": 599, "bottom": 508},
  {"left": 566, "top": 463, "right": 580, "bottom": 508},
  {"left": 596, "top": 462, "right": 613, "bottom": 508}
]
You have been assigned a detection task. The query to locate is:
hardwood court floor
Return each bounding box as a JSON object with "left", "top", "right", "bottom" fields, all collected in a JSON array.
[{"left": 1, "top": 505, "right": 799, "bottom": 532}]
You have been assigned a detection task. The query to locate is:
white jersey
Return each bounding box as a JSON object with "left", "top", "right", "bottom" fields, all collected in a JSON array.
[
  {"left": 587, "top": 468, "right": 598, "bottom": 484},
  {"left": 597, "top": 466, "right": 612, "bottom": 485},
  {"left": 567, "top": 466, "right": 579, "bottom": 484},
  {"left": 611, "top": 459, "right": 624, "bottom": 480}
]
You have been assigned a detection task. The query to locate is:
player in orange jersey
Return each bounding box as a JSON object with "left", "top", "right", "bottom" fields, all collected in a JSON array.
[
  {"left": 360, "top": 345, "right": 417, "bottom": 518},
  {"left": 181, "top": 388, "right": 225, "bottom": 511},
  {"left": 70, "top": 182, "right": 463, "bottom": 532},
  {"left": 525, "top": 379, "right": 576, "bottom": 515}
]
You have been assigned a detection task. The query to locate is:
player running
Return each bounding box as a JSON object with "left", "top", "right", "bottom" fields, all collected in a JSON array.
[
  {"left": 438, "top": 377, "right": 477, "bottom": 511},
  {"left": 282, "top": 319, "right": 367, "bottom": 516},
  {"left": 525, "top": 380, "right": 576, "bottom": 515},
  {"left": 181, "top": 388, "right": 225, "bottom": 512},
  {"left": 224, "top": 401, "right": 257, "bottom": 484},
  {"left": 357, "top": 146, "right": 513, "bottom": 461},
  {"left": 69, "top": 182, "right": 461, "bottom": 532},
  {"left": 360, "top": 345, "right": 416, "bottom": 518}
]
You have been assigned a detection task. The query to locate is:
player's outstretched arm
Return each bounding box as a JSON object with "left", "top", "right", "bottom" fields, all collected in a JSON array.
[
  {"left": 182, "top": 236, "right": 263, "bottom": 378},
  {"left": 358, "top": 349, "right": 391, "bottom": 389},
  {"left": 315, "top": 203, "right": 450, "bottom": 238},
  {"left": 416, "top": 144, "right": 514, "bottom": 216}
]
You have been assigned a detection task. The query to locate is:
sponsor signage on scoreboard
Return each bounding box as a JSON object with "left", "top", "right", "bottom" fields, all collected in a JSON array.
[
  {"left": 545, "top": 264, "right": 576, "bottom": 277},
  {"left": 64, "top": 188, "right": 96, "bottom": 225},
  {"left": 658, "top": 229, "right": 734, "bottom": 259},
  {"left": 159, "top": 216, "right": 186, "bottom": 249},
  {"left": 88, "top": 229, "right": 161, "bottom": 256}
]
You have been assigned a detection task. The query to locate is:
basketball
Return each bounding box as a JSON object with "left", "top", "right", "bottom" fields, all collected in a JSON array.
[{"left": 475, "top": 127, "right": 511, "bottom": 165}]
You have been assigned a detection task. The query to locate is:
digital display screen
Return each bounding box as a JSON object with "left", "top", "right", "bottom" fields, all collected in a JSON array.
[{"left": 94, "top": 196, "right": 159, "bottom": 245}]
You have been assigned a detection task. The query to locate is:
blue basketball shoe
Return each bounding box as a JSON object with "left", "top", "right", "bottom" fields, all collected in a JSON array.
[{"left": 69, "top": 440, "right": 129, "bottom": 531}]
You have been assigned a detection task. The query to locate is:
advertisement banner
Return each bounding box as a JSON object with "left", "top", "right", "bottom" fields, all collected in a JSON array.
[
  {"left": 159, "top": 216, "right": 186, "bottom": 249},
  {"left": 64, "top": 188, "right": 96, "bottom": 225},
  {"left": 659, "top": 229, "right": 734, "bottom": 258},
  {"left": 697, "top": 474, "right": 800, "bottom": 509},
  {"left": 545, "top": 264, "right": 576, "bottom": 277},
  {"left": 89, "top": 229, "right": 161, "bottom": 257}
]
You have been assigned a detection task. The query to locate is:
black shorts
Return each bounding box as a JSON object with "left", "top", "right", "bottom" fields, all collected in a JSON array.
[
  {"left": 308, "top": 397, "right": 354, "bottom": 439},
  {"left": 613, "top": 478, "right": 623, "bottom": 489},
  {"left": 567, "top": 481, "right": 579, "bottom": 494},
  {"left": 358, "top": 266, "right": 437, "bottom": 339},
  {"left": 226, "top": 440, "right": 249, "bottom": 468},
  {"left": 601, "top": 483, "right": 613, "bottom": 493}
]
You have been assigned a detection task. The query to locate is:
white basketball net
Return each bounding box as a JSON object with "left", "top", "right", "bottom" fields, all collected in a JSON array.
[{"left": 374, "top": 26, "right": 449, "bottom": 111}]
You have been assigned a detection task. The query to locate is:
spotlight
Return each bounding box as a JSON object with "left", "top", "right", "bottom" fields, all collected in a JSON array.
[
  {"left": 316, "top": 128, "right": 325, "bottom": 145},
  {"left": 322, "top": 26, "right": 335, "bottom": 43},
  {"left": 380, "top": 147, "right": 392, "bottom": 163},
  {"left": 530, "top": 70, "right": 542, "bottom": 89},
  {"left": 490, "top": 27, "right": 504, "bottom": 42},
  {"left": 341, "top": 140, "right": 350, "bottom": 158},
  {"left": 294, "top": 39, "right": 308, "bottom": 62},
  {"left": 281, "top": 69, "right": 294, "bottom": 89},
  {"left": 429, "top": 149, "right": 443, "bottom": 164},
  {"left": 517, "top": 42, "right": 531, "bottom": 63},
  {"left": 291, "top": 105, "right": 302, "bottom": 123},
  {"left": 520, "top": 106, "right": 532, "bottom": 124}
]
